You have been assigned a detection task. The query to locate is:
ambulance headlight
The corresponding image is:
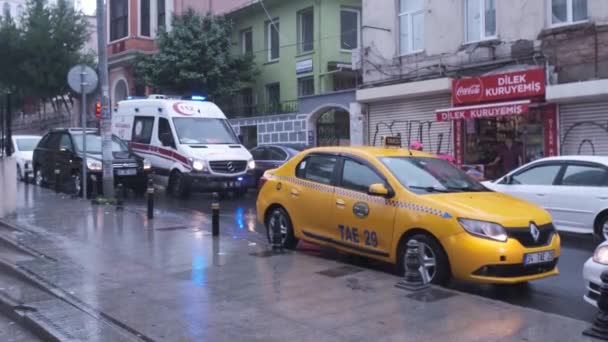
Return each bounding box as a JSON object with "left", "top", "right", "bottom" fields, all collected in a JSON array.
[
  {"left": 86, "top": 159, "right": 103, "bottom": 171},
  {"left": 458, "top": 218, "right": 507, "bottom": 242},
  {"left": 192, "top": 159, "right": 207, "bottom": 172},
  {"left": 248, "top": 159, "right": 256, "bottom": 170},
  {"left": 143, "top": 159, "right": 152, "bottom": 170}
]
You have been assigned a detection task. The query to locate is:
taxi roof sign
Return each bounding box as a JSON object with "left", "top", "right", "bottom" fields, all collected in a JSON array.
[{"left": 384, "top": 136, "right": 402, "bottom": 148}]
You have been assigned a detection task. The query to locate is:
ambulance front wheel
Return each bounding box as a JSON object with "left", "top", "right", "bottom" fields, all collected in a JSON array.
[{"left": 169, "top": 171, "right": 191, "bottom": 199}]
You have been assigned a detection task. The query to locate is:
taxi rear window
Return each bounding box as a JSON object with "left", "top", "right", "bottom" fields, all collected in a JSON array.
[{"left": 296, "top": 155, "right": 337, "bottom": 185}]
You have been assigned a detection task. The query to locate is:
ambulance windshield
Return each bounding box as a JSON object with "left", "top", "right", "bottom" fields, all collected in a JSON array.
[
  {"left": 380, "top": 157, "right": 488, "bottom": 194},
  {"left": 173, "top": 118, "right": 240, "bottom": 145}
]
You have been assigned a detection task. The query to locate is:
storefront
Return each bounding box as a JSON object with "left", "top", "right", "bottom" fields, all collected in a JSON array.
[{"left": 435, "top": 68, "right": 558, "bottom": 180}]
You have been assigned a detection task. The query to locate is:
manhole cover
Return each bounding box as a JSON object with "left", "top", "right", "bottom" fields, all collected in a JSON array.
[
  {"left": 317, "top": 265, "right": 363, "bottom": 278},
  {"left": 405, "top": 288, "right": 456, "bottom": 303}
]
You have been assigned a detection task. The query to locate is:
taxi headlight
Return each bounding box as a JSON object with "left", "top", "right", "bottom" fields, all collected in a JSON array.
[
  {"left": 192, "top": 159, "right": 208, "bottom": 172},
  {"left": 143, "top": 159, "right": 152, "bottom": 170},
  {"left": 86, "top": 159, "right": 103, "bottom": 171},
  {"left": 248, "top": 159, "right": 256, "bottom": 170},
  {"left": 593, "top": 246, "right": 608, "bottom": 265},
  {"left": 458, "top": 218, "right": 507, "bottom": 242}
]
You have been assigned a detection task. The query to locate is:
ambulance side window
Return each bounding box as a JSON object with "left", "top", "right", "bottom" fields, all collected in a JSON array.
[
  {"left": 341, "top": 159, "right": 385, "bottom": 193},
  {"left": 158, "top": 117, "right": 175, "bottom": 148},
  {"left": 296, "top": 155, "right": 337, "bottom": 185},
  {"left": 132, "top": 116, "right": 155, "bottom": 144}
]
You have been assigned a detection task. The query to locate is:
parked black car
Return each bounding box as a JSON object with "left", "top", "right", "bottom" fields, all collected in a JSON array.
[
  {"left": 33, "top": 128, "right": 152, "bottom": 196},
  {"left": 249, "top": 144, "right": 306, "bottom": 187}
]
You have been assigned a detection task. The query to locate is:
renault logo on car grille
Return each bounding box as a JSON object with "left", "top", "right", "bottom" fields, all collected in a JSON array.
[
  {"left": 226, "top": 162, "right": 235, "bottom": 172},
  {"left": 530, "top": 222, "right": 540, "bottom": 242}
]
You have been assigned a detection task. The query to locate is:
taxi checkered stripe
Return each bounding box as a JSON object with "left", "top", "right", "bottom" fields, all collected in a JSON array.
[{"left": 268, "top": 175, "right": 452, "bottom": 219}]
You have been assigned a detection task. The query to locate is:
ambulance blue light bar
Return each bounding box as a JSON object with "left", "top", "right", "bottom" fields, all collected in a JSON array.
[{"left": 191, "top": 95, "right": 207, "bottom": 101}]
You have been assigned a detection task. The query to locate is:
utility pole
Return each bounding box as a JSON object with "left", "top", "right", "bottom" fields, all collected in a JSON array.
[{"left": 96, "top": 0, "right": 114, "bottom": 197}]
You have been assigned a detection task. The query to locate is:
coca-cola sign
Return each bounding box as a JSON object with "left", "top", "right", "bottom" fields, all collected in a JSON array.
[{"left": 452, "top": 68, "right": 545, "bottom": 105}]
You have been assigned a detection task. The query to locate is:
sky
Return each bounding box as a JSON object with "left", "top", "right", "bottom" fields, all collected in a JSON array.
[{"left": 80, "top": 0, "right": 96, "bottom": 16}]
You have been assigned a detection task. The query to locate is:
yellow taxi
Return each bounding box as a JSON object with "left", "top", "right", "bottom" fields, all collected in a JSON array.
[{"left": 256, "top": 139, "right": 560, "bottom": 285}]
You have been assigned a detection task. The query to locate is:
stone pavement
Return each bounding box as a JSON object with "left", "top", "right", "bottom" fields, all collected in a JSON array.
[{"left": 0, "top": 183, "right": 600, "bottom": 341}]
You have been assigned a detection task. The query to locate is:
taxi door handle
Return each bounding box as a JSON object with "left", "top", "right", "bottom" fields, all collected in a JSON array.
[
  {"left": 290, "top": 189, "right": 299, "bottom": 197},
  {"left": 336, "top": 199, "right": 345, "bottom": 207}
]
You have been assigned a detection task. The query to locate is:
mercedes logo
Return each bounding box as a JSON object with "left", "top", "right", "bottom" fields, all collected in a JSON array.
[
  {"left": 530, "top": 222, "right": 540, "bottom": 243},
  {"left": 226, "top": 162, "right": 235, "bottom": 172}
]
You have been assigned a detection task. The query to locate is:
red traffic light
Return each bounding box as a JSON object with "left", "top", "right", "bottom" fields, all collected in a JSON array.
[{"left": 95, "top": 102, "right": 101, "bottom": 118}]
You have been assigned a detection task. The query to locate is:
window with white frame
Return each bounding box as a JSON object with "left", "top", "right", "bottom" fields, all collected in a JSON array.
[
  {"left": 266, "top": 19, "right": 280, "bottom": 61},
  {"left": 298, "top": 8, "right": 314, "bottom": 53},
  {"left": 157, "top": 0, "right": 166, "bottom": 32},
  {"left": 340, "top": 8, "right": 360, "bottom": 50},
  {"left": 140, "top": 0, "right": 151, "bottom": 37},
  {"left": 241, "top": 28, "right": 252, "bottom": 55},
  {"left": 465, "top": 0, "right": 496, "bottom": 42},
  {"left": 549, "top": 0, "right": 587, "bottom": 26},
  {"left": 399, "top": 0, "right": 424, "bottom": 55},
  {"left": 110, "top": 0, "right": 128, "bottom": 41}
]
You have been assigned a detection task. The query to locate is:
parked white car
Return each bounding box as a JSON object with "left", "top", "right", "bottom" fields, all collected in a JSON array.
[
  {"left": 583, "top": 241, "right": 608, "bottom": 307},
  {"left": 11, "top": 135, "right": 42, "bottom": 181},
  {"left": 483, "top": 156, "right": 608, "bottom": 240}
]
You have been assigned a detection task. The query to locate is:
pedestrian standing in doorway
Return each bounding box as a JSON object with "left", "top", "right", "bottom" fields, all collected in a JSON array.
[{"left": 488, "top": 132, "right": 523, "bottom": 177}]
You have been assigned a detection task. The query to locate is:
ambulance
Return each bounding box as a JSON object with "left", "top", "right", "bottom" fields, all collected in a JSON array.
[{"left": 112, "top": 95, "right": 255, "bottom": 198}]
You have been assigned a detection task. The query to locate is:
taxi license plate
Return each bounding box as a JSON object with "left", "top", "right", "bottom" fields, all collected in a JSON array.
[
  {"left": 116, "top": 169, "right": 137, "bottom": 176},
  {"left": 523, "top": 251, "right": 554, "bottom": 265}
]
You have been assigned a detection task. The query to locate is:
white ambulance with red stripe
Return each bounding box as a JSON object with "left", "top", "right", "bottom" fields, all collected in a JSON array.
[{"left": 112, "top": 95, "right": 255, "bottom": 198}]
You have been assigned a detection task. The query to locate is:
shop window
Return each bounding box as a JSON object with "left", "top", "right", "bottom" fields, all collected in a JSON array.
[
  {"left": 140, "top": 0, "right": 151, "bottom": 37},
  {"left": 132, "top": 116, "right": 155, "bottom": 144},
  {"left": 341, "top": 159, "right": 385, "bottom": 193},
  {"left": 340, "top": 8, "right": 360, "bottom": 50},
  {"left": 298, "top": 8, "right": 314, "bottom": 53},
  {"left": 511, "top": 164, "right": 562, "bottom": 185},
  {"left": 296, "top": 155, "right": 337, "bottom": 185},
  {"left": 465, "top": 0, "right": 496, "bottom": 42},
  {"left": 241, "top": 28, "right": 253, "bottom": 55},
  {"left": 560, "top": 164, "right": 608, "bottom": 187},
  {"left": 110, "top": 0, "right": 128, "bottom": 41},
  {"left": 266, "top": 19, "right": 280, "bottom": 61},
  {"left": 399, "top": 0, "right": 424, "bottom": 54},
  {"left": 549, "top": 0, "right": 587, "bottom": 26},
  {"left": 298, "top": 77, "right": 314, "bottom": 97}
]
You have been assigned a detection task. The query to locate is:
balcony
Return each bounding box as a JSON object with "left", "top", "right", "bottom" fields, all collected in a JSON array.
[{"left": 220, "top": 100, "right": 299, "bottom": 119}]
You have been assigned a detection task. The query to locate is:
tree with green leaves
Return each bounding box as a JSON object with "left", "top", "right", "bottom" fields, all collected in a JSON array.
[
  {"left": 134, "top": 9, "right": 257, "bottom": 102},
  {"left": 0, "top": 9, "right": 24, "bottom": 96}
]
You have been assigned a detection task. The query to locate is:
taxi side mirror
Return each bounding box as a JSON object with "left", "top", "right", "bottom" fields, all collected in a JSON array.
[{"left": 368, "top": 183, "right": 390, "bottom": 197}]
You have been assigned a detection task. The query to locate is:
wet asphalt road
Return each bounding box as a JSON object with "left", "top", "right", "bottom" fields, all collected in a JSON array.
[{"left": 141, "top": 189, "right": 600, "bottom": 323}]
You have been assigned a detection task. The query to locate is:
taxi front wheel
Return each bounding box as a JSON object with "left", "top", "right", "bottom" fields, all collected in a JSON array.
[
  {"left": 397, "top": 234, "right": 451, "bottom": 286},
  {"left": 265, "top": 207, "right": 298, "bottom": 249}
]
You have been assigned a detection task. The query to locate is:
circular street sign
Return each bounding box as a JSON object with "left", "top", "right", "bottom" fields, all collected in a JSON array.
[{"left": 67, "top": 65, "right": 98, "bottom": 95}]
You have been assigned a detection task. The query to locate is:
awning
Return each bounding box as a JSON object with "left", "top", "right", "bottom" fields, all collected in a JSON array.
[{"left": 435, "top": 100, "right": 531, "bottom": 122}]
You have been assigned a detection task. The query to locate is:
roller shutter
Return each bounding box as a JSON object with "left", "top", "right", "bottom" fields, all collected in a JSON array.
[
  {"left": 368, "top": 95, "right": 452, "bottom": 155},
  {"left": 559, "top": 101, "right": 608, "bottom": 156}
]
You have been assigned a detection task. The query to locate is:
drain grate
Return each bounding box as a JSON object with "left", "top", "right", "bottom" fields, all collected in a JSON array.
[
  {"left": 404, "top": 288, "right": 456, "bottom": 303},
  {"left": 317, "top": 265, "right": 363, "bottom": 278}
]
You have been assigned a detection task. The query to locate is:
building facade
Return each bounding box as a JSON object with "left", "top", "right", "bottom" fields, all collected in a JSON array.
[
  {"left": 225, "top": 0, "right": 362, "bottom": 148},
  {"left": 106, "top": 0, "right": 249, "bottom": 107},
  {"left": 355, "top": 0, "right": 608, "bottom": 178}
]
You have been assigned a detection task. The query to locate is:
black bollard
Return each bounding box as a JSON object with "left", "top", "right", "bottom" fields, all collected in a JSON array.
[
  {"left": 146, "top": 177, "right": 154, "bottom": 220},
  {"left": 116, "top": 183, "right": 124, "bottom": 210},
  {"left": 54, "top": 169, "right": 60, "bottom": 193},
  {"left": 270, "top": 212, "right": 283, "bottom": 252},
  {"left": 90, "top": 176, "right": 98, "bottom": 199},
  {"left": 584, "top": 270, "right": 608, "bottom": 340},
  {"left": 395, "top": 239, "right": 430, "bottom": 291},
  {"left": 211, "top": 192, "right": 220, "bottom": 237}
]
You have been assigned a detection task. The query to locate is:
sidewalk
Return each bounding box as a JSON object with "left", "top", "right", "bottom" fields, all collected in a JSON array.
[{"left": 0, "top": 183, "right": 599, "bottom": 341}]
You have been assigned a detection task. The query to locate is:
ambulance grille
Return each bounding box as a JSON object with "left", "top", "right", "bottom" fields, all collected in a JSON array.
[{"left": 209, "top": 161, "right": 247, "bottom": 173}]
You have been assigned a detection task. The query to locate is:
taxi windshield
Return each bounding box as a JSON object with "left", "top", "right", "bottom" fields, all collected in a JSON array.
[
  {"left": 173, "top": 118, "right": 239, "bottom": 145},
  {"left": 380, "top": 157, "right": 488, "bottom": 194}
]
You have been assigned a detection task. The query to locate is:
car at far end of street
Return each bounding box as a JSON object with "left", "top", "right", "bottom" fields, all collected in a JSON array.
[
  {"left": 257, "top": 138, "right": 561, "bottom": 286},
  {"left": 33, "top": 128, "right": 152, "bottom": 196},
  {"left": 250, "top": 144, "right": 306, "bottom": 187},
  {"left": 483, "top": 156, "right": 608, "bottom": 240},
  {"left": 11, "top": 135, "right": 42, "bottom": 182}
]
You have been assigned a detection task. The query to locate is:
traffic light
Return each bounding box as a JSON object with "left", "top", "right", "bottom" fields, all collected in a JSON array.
[{"left": 95, "top": 102, "right": 101, "bottom": 118}]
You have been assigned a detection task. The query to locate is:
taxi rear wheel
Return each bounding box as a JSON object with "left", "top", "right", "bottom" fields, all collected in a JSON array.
[
  {"left": 397, "top": 234, "right": 450, "bottom": 286},
  {"left": 265, "top": 207, "right": 298, "bottom": 249}
]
